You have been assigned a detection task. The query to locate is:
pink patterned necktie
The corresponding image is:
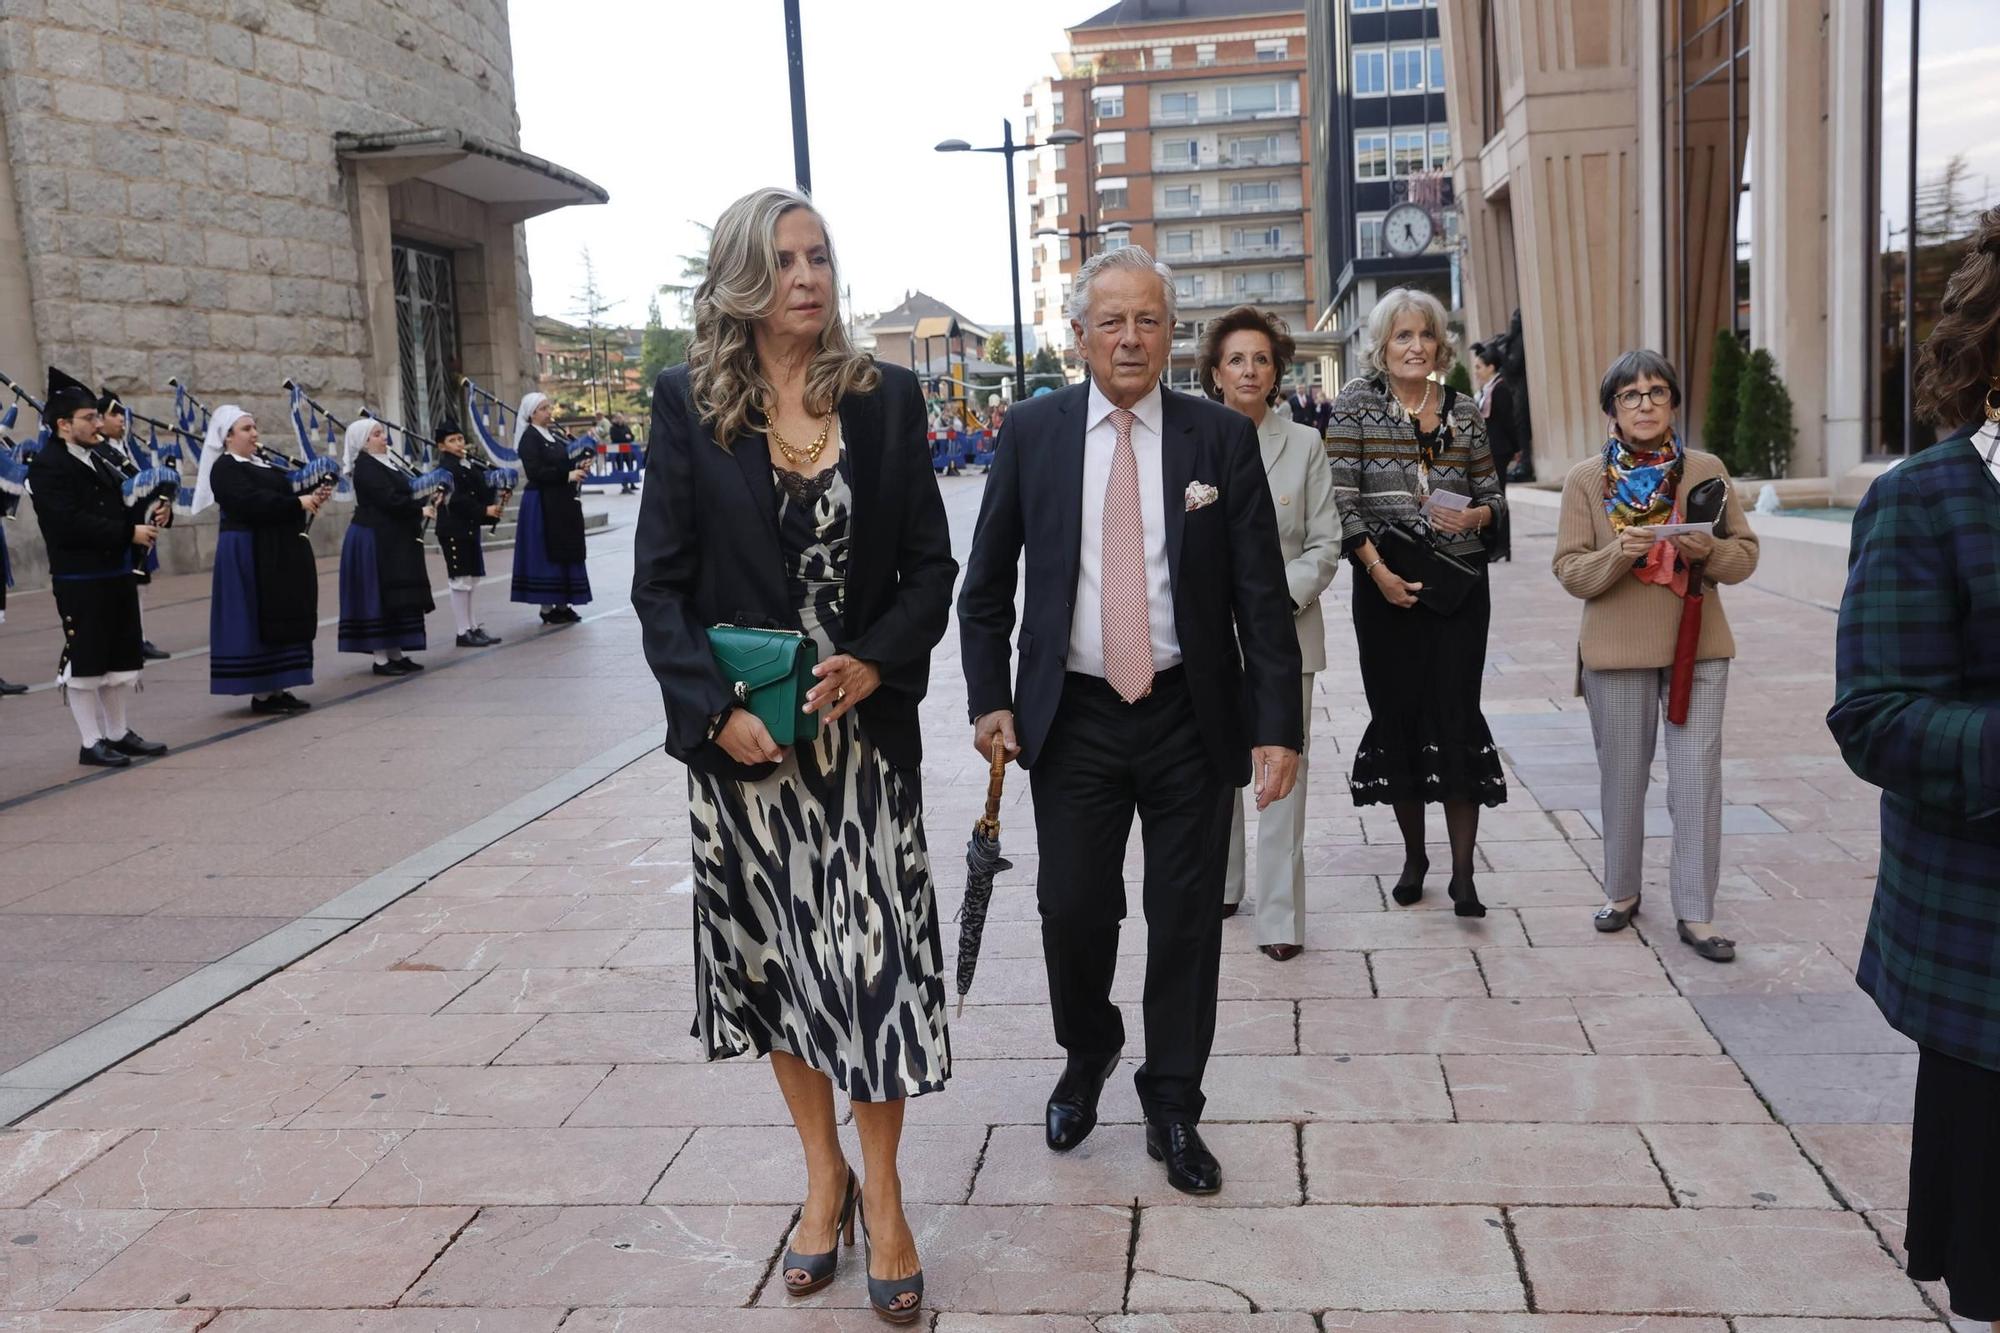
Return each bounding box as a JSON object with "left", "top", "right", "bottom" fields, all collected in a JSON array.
[{"left": 1101, "top": 407, "right": 1154, "bottom": 704}]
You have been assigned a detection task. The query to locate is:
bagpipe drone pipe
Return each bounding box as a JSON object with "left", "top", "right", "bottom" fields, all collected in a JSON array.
[{"left": 281, "top": 379, "right": 352, "bottom": 501}]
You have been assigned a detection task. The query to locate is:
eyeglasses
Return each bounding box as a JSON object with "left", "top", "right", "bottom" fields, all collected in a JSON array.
[{"left": 1614, "top": 385, "right": 1673, "bottom": 410}]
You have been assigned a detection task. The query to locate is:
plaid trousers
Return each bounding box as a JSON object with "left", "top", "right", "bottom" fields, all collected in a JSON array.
[{"left": 1581, "top": 658, "right": 1730, "bottom": 923}]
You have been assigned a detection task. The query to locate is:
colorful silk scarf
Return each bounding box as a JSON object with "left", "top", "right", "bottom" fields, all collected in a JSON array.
[{"left": 1602, "top": 433, "right": 1688, "bottom": 592}]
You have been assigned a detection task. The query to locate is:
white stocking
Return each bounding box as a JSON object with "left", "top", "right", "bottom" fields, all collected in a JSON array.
[
  {"left": 69, "top": 687, "right": 105, "bottom": 746},
  {"left": 372, "top": 651, "right": 391, "bottom": 667},
  {"left": 98, "top": 682, "right": 130, "bottom": 739},
  {"left": 450, "top": 588, "right": 475, "bottom": 634}
]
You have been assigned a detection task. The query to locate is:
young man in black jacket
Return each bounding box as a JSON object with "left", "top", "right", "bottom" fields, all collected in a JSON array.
[{"left": 28, "top": 368, "right": 166, "bottom": 767}]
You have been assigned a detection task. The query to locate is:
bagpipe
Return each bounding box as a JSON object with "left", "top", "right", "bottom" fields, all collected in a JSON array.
[
  {"left": 282, "top": 380, "right": 352, "bottom": 501},
  {"left": 255, "top": 444, "right": 343, "bottom": 497},
  {"left": 357, "top": 409, "right": 454, "bottom": 534},
  {"left": 461, "top": 377, "right": 523, "bottom": 466},
  {"left": 0, "top": 372, "right": 51, "bottom": 472},
  {"left": 0, "top": 402, "right": 29, "bottom": 518}
]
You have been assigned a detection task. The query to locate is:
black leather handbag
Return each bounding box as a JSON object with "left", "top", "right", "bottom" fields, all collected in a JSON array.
[{"left": 1375, "top": 520, "right": 1481, "bottom": 616}]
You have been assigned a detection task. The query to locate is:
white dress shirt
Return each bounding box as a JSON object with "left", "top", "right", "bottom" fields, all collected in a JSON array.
[{"left": 1068, "top": 379, "right": 1181, "bottom": 677}]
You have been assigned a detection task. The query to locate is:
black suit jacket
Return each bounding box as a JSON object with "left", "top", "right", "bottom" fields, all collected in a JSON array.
[
  {"left": 28, "top": 442, "right": 132, "bottom": 578},
  {"left": 633, "top": 361, "right": 959, "bottom": 780},
  {"left": 958, "top": 381, "right": 1305, "bottom": 783}
]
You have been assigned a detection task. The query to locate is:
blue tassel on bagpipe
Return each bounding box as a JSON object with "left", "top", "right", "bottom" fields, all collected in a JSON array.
[
  {"left": 404, "top": 466, "right": 454, "bottom": 503},
  {"left": 123, "top": 465, "right": 182, "bottom": 515},
  {"left": 0, "top": 440, "right": 26, "bottom": 498},
  {"left": 482, "top": 465, "right": 521, "bottom": 494},
  {"left": 462, "top": 377, "right": 522, "bottom": 465}
]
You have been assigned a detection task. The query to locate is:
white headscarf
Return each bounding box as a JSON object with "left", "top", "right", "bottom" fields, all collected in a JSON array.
[
  {"left": 513, "top": 393, "right": 550, "bottom": 451},
  {"left": 189, "top": 405, "right": 247, "bottom": 515},
  {"left": 343, "top": 417, "right": 382, "bottom": 470}
]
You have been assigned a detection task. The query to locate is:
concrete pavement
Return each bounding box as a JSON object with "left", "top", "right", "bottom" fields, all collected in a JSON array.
[{"left": 0, "top": 478, "right": 1976, "bottom": 1328}]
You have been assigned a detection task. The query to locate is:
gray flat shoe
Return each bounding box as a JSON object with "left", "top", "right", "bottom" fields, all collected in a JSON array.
[
  {"left": 1677, "top": 921, "right": 1736, "bottom": 962},
  {"left": 1594, "top": 894, "right": 1640, "bottom": 933}
]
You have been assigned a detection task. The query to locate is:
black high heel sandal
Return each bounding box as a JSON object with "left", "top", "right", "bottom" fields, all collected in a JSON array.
[
  {"left": 781, "top": 1168, "right": 857, "bottom": 1298},
  {"left": 1391, "top": 854, "right": 1429, "bottom": 907},
  {"left": 1447, "top": 873, "right": 1487, "bottom": 919},
  {"left": 856, "top": 1191, "right": 924, "bottom": 1325}
]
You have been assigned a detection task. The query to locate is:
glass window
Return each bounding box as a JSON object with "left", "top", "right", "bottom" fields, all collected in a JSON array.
[
  {"left": 1226, "top": 82, "right": 1279, "bottom": 116},
  {"left": 1060, "top": 237, "right": 1073, "bottom": 261},
  {"left": 1099, "top": 187, "right": 1127, "bottom": 210},
  {"left": 1392, "top": 130, "right": 1426, "bottom": 176},
  {"left": 1152, "top": 45, "right": 1173, "bottom": 69},
  {"left": 1355, "top": 132, "right": 1389, "bottom": 179},
  {"left": 1164, "top": 230, "right": 1196, "bottom": 254},
  {"left": 1159, "top": 90, "right": 1197, "bottom": 120},
  {"left": 1096, "top": 140, "right": 1125, "bottom": 166},
  {"left": 1428, "top": 42, "right": 1446, "bottom": 93},
  {"left": 1429, "top": 126, "right": 1451, "bottom": 169},
  {"left": 1160, "top": 138, "right": 1197, "bottom": 165},
  {"left": 1231, "top": 180, "right": 1275, "bottom": 205},
  {"left": 1357, "top": 214, "right": 1385, "bottom": 259},
  {"left": 1196, "top": 42, "right": 1216, "bottom": 66},
  {"left": 1052, "top": 99, "right": 1065, "bottom": 125},
  {"left": 1094, "top": 92, "right": 1123, "bottom": 118},
  {"left": 1174, "top": 274, "right": 1206, "bottom": 302},
  {"left": 1353, "top": 47, "right": 1386, "bottom": 96},
  {"left": 1103, "top": 233, "right": 1129, "bottom": 251},
  {"left": 1026, "top": 112, "right": 1038, "bottom": 137},
  {"left": 1256, "top": 39, "right": 1288, "bottom": 62},
  {"left": 1390, "top": 44, "right": 1427, "bottom": 93},
  {"left": 1351, "top": 0, "right": 1385, "bottom": 9},
  {"left": 1388, "top": 0, "right": 1424, "bottom": 9},
  {"left": 1165, "top": 184, "right": 1199, "bottom": 212}
]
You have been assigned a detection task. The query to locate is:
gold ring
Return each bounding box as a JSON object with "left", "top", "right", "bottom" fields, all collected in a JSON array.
[{"left": 835, "top": 687, "right": 847, "bottom": 702}]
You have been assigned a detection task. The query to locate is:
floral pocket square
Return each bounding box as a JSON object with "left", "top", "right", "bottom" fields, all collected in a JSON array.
[{"left": 1185, "top": 481, "right": 1220, "bottom": 512}]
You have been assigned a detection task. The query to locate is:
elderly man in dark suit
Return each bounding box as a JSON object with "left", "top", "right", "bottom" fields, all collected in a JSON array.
[{"left": 958, "top": 246, "right": 1303, "bottom": 1195}]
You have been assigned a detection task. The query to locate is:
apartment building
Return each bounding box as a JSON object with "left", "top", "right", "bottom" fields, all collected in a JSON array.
[{"left": 1027, "top": 0, "right": 1313, "bottom": 381}]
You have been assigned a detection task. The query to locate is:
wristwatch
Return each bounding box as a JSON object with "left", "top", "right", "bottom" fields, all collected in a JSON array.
[{"left": 703, "top": 707, "right": 735, "bottom": 744}]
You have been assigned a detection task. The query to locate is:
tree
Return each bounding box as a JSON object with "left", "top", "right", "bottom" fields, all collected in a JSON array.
[
  {"left": 1445, "top": 360, "right": 1473, "bottom": 396},
  {"left": 569, "top": 247, "right": 621, "bottom": 419},
  {"left": 640, "top": 296, "right": 689, "bottom": 395},
  {"left": 1028, "top": 345, "right": 1064, "bottom": 388},
  {"left": 658, "top": 221, "right": 714, "bottom": 320},
  {"left": 1734, "top": 348, "right": 1796, "bottom": 479},
  {"left": 985, "top": 332, "right": 1012, "bottom": 365},
  {"left": 1702, "top": 329, "right": 1746, "bottom": 470}
]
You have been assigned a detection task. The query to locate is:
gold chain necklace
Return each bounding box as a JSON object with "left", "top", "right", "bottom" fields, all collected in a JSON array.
[{"left": 770, "top": 416, "right": 831, "bottom": 468}]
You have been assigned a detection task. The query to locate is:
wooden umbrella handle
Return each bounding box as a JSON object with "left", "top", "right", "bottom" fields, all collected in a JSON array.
[{"left": 977, "top": 739, "right": 1007, "bottom": 836}]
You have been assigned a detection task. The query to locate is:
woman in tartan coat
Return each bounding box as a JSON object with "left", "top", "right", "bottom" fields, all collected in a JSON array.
[{"left": 1828, "top": 209, "right": 2000, "bottom": 1331}]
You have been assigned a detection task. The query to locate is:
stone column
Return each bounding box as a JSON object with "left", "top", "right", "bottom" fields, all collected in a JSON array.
[
  {"left": 0, "top": 113, "right": 41, "bottom": 379},
  {"left": 1822, "top": 0, "right": 1871, "bottom": 478},
  {"left": 350, "top": 167, "right": 402, "bottom": 423},
  {"left": 1750, "top": 0, "right": 1829, "bottom": 476}
]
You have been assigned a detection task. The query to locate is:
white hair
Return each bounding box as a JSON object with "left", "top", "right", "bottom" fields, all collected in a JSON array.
[
  {"left": 1364, "top": 286, "right": 1458, "bottom": 377},
  {"left": 1065, "top": 245, "right": 1178, "bottom": 326}
]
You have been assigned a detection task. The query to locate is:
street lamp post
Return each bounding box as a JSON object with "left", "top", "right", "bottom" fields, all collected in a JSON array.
[
  {"left": 1032, "top": 214, "right": 1132, "bottom": 260},
  {"left": 936, "top": 123, "right": 1083, "bottom": 401}
]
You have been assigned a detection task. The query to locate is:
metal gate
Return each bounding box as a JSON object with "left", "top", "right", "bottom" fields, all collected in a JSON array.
[{"left": 392, "top": 240, "right": 460, "bottom": 438}]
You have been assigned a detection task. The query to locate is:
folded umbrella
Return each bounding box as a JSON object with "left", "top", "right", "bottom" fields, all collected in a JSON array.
[
  {"left": 1667, "top": 477, "right": 1729, "bottom": 726},
  {"left": 954, "top": 740, "right": 1013, "bottom": 1016}
]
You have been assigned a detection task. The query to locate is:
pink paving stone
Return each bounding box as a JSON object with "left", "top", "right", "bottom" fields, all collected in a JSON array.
[
  {"left": 1653, "top": 942, "right": 1859, "bottom": 997},
  {"left": 0, "top": 1131, "right": 126, "bottom": 1207},
  {"left": 1516, "top": 905, "right": 1655, "bottom": 946},
  {"left": 1731, "top": 1323, "right": 1949, "bottom": 1333},
  {"left": 439, "top": 966, "right": 689, "bottom": 1015},
  {"left": 605, "top": 929, "right": 695, "bottom": 968},
  {"left": 1299, "top": 998, "right": 1590, "bottom": 1055},
  {"left": 131, "top": 1012, "right": 536, "bottom": 1068},
  {"left": 970, "top": 1122, "right": 1300, "bottom": 1206},
  {"left": 1295, "top": 911, "right": 1530, "bottom": 950},
  {"left": 1475, "top": 946, "right": 1678, "bottom": 997},
  {"left": 1368, "top": 948, "right": 1489, "bottom": 997},
  {"left": 564, "top": 1062, "right": 800, "bottom": 1127},
  {"left": 58, "top": 1205, "right": 474, "bottom": 1310},
  {"left": 1509, "top": 1206, "right": 1930, "bottom": 1318},
  {"left": 404, "top": 1203, "right": 796, "bottom": 1307},
  {"left": 648, "top": 1125, "right": 982, "bottom": 1206},
  {"left": 1213, "top": 948, "right": 1373, "bottom": 1000},
  {"left": 1128, "top": 1205, "right": 1522, "bottom": 1312},
  {"left": 930, "top": 1318, "right": 1325, "bottom": 1333},
  {"left": 1302, "top": 1123, "right": 1669, "bottom": 1205},
  {"left": 285, "top": 1065, "right": 609, "bottom": 1130},
  {"left": 566, "top": 1312, "right": 956, "bottom": 1332},
  {"left": 1642, "top": 1124, "right": 1838, "bottom": 1208},
  {"left": 1791, "top": 1123, "right": 1913, "bottom": 1210},
  {"left": 338, "top": 1127, "right": 691, "bottom": 1206},
  {"left": 288, "top": 928, "right": 434, "bottom": 971},
  {"left": 904, "top": 1060, "right": 1147, "bottom": 1127},
  {"left": 0, "top": 1207, "right": 162, "bottom": 1311},
  {"left": 1320, "top": 1312, "right": 1728, "bottom": 1320},
  {"left": 1203, "top": 1055, "right": 1455, "bottom": 1122},
  {"left": 1443, "top": 1055, "right": 1771, "bottom": 1123},
  {"left": 213, "top": 969, "right": 483, "bottom": 1016},
  {"left": 767, "top": 1203, "right": 1132, "bottom": 1314},
  {"left": 1570, "top": 997, "right": 1723, "bottom": 1056},
  {"left": 201, "top": 1313, "right": 564, "bottom": 1332},
  {"left": 0, "top": 1315, "right": 214, "bottom": 1332},
  {"left": 402, "top": 929, "right": 641, "bottom": 970},
  {"left": 954, "top": 1001, "right": 1294, "bottom": 1059},
  {"left": 495, "top": 1011, "right": 700, "bottom": 1065},
  {"left": 24, "top": 1065, "right": 358, "bottom": 1132},
  {"left": 49, "top": 1129, "right": 403, "bottom": 1208}
]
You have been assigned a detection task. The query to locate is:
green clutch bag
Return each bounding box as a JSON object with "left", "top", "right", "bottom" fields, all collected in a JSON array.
[{"left": 707, "top": 624, "right": 820, "bottom": 747}]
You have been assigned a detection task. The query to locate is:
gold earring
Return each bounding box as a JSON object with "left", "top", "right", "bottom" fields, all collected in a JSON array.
[{"left": 1985, "top": 373, "right": 2000, "bottom": 424}]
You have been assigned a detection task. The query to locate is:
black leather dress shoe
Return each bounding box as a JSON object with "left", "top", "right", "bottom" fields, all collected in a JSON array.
[
  {"left": 78, "top": 740, "right": 131, "bottom": 768},
  {"left": 1145, "top": 1119, "right": 1222, "bottom": 1195},
  {"left": 0, "top": 677, "right": 26, "bottom": 695},
  {"left": 1045, "top": 1052, "right": 1120, "bottom": 1152},
  {"left": 109, "top": 730, "right": 167, "bottom": 757},
  {"left": 472, "top": 627, "right": 502, "bottom": 645},
  {"left": 139, "top": 640, "right": 169, "bottom": 661}
]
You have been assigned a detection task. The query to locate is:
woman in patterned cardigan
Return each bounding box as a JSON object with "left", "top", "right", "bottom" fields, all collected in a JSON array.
[
  {"left": 1828, "top": 208, "right": 2000, "bottom": 1332},
  {"left": 1327, "top": 287, "right": 1508, "bottom": 919}
]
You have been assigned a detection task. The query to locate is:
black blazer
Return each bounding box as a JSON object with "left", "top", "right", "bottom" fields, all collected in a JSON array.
[
  {"left": 435, "top": 453, "right": 497, "bottom": 537},
  {"left": 634, "top": 361, "right": 958, "bottom": 780},
  {"left": 28, "top": 442, "right": 132, "bottom": 577},
  {"left": 958, "top": 381, "right": 1304, "bottom": 783}
]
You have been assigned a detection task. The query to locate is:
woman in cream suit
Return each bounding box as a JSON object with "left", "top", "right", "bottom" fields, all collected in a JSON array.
[{"left": 1203, "top": 307, "right": 1342, "bottom": 960}]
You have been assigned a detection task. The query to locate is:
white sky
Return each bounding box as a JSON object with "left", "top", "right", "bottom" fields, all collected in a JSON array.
[{"left": 510, "top": 0, "right": 1090, "bottom": 332}]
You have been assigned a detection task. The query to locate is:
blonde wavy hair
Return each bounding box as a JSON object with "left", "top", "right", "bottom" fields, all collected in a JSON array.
[
  {"left": 687, "top": 187, "right": 878, "bottom": 448},
  {"left": 1363, "top": 286, "right": 1458, "bottom": 378}
]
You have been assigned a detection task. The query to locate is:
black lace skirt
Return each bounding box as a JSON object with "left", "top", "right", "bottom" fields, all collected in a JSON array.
[{"left": 1348, "top": 554, "right": 1507, "bottom": 808}]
